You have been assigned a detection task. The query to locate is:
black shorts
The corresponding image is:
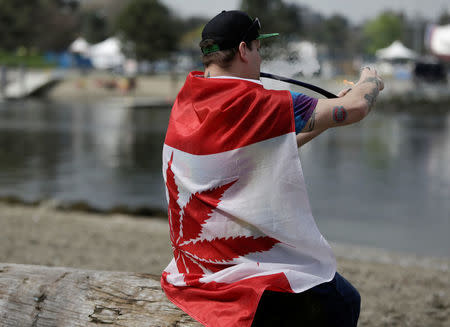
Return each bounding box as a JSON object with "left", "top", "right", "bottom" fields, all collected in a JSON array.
[{"left": 251, "top": 273, "right": 361, "bottom": 327}]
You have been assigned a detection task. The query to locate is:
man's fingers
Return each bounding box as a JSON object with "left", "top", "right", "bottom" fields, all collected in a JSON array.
[
  {"left": 378, "top": 77, "right": 384, "bottom": 91},
  {"left": 359, "top": 66, "right": 384, "bottom": 91}
]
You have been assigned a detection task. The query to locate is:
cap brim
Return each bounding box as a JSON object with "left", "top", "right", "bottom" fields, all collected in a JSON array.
[{"left": 257, "top": 33, "right": 279, "bottom": 40}]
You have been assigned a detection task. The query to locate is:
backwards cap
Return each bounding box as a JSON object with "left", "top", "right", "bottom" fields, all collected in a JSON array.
[{"left": 201, "top": 10, "right": 279, "bottom": 54}]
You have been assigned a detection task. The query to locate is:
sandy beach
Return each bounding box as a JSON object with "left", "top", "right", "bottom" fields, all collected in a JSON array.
[
  {"left": 45, "top": 71, "right": 187, "bottom": 101},
  {"left": 0, "top": 201, "right": 448, "bottom": 326}
]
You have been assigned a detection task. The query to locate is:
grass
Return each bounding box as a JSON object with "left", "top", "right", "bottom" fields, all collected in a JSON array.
[{"left": 0, "top": 51, "right": 55, "bottom": 68}]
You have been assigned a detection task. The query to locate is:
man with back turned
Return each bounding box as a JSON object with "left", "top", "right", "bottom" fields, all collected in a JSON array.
[{"left": 161, "top": 10, "right": 384, "bottom": 327}]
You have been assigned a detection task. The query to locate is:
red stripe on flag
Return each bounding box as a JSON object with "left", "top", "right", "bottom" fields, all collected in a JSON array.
[
  {"left": 161, "top": 271, "right": 293, "bottom": 327},
  {"left": 165, "top": 72, "right": 294, "bottom": 155}
]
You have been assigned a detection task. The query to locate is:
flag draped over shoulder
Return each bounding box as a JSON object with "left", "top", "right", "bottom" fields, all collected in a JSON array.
[{"left": 162, "top": 71, "right": 336, "bottom": 327}]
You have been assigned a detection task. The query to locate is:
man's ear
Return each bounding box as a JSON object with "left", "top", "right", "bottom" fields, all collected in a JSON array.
[{"left": 238, "top": 41, "right": 249, "bottom": 63}]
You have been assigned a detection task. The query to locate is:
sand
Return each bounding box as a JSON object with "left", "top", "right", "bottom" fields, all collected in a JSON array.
[
  {"left": 1, "top": 202, "right": 448, "bottom": 327},
  {"left": 45, "top": 71, "right": 186, "bottom": 101}
]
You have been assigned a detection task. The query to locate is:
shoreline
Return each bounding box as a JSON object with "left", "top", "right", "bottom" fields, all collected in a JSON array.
[
  {"left": 0, "top": 196, "right": 168, "bottom": 218},
  {"left": 1, "top": 197, "right": 449, "bottom": 263},
  {"left": 33, "top": 71, "right": 450, "bottom": 114},
  {"left": 2, "top": 201, "right": 448, "bottom": 271},
  {"left": 1, "top": 202, "right": 448, "bottom": 326}
]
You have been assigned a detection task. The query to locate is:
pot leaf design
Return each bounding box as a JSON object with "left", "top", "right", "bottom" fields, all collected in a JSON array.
[{"left": 166, "top": 153, "right": 279, "bottom": 285}]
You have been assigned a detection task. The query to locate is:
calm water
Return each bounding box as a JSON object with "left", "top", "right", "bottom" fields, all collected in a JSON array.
[{"left": 0, "top": 99, "right": 449, "bottom": 257}]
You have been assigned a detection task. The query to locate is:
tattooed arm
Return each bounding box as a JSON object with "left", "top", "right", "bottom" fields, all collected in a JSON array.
[{"left": 296, "top": 67, "right": 383, "bottom": 147}]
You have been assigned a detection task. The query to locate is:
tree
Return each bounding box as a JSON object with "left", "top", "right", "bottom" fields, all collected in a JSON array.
[
  {"left": 402, "top": 16, "right": 427, "bottom": 54},
  {"left": 79, "top": 10, "right": 110, "bottom": 44},
  {"left": 115, "top": 0, "right": 180, "bottom": 62},
  {"left": 318, "top": 14, "right": 351, "bottom": 58},
  {"left": 240, "top": 0, "right": 302, "bottom": 39},
  {"left": 0, "top": 0, "right": 40, "bottom": 51},
  {"left": 362, "top": 12, "right": 405, "bottom": 55},
  {"left": 0, "top": 0, "right": 79, "bottom": 52},
  {"left": 240, "top": 0, "right": 303, "bottom": 59},
  {"left": 79, "top": 0, "right": 132, "bottom": 43},
  {"left": 178, "top": 17, "right": 208, "bottom": 53},
  {"left": 35, "top": 0, "right": 80, "bottom": 51},
  {"left": 80, "top": 0, "right": 131, "bottom": 22},
  {"left": 437, "top": 11, "right": 450, "bottom": 25}
]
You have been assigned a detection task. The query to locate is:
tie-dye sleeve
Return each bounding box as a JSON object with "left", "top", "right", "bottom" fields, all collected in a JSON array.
[{"left": 290, "top": 91, "right": 318, "bottom": 134}]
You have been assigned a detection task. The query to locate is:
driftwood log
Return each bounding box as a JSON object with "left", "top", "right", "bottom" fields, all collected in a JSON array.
[{"left": 0, "top": 263, "right": 202, "bottom": 327}]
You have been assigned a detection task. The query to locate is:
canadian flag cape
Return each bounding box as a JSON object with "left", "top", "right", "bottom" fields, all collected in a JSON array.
[{"left": 162, "top": 71, "right": 336, "bottom": 327}]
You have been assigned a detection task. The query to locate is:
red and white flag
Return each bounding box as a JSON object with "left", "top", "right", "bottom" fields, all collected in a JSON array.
[{"left": 161, "top": 72, "right": 336, "bottom": 327}]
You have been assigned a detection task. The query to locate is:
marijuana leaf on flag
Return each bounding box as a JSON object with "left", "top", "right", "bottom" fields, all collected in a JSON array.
[{"left": 166, "top": 153, "right": 280, "bottom": 285}]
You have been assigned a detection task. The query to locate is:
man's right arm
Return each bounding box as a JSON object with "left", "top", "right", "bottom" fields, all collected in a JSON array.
[{"left": 296, "top": 67, "right": 384, "bottom": 147}]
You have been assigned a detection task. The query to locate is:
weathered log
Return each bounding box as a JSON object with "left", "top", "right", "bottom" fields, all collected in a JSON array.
[{"left": 0, "top": 263, "right": 201, "bottom": 327}]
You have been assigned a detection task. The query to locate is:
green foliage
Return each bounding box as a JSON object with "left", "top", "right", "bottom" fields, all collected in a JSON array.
[
  {"left": 316, "top": 15, "right": 352, "bottom": 58},
  {"left": 80, "top": 11, "right": 110, "bottom": 44},
  {"left": 239, "top": 1, "right": 361, "bottom": 59},
  {"left": 179, "top": 17, "right": 208, "bottom": 51},
  {"left": 36, "top": 1, "right": 79, "bottom": 51},
  {"left": 0, "top": 0, "right": 431, "bottom": 65},
  {"left": 0, "top": 50, "right": 55, "bottom": 68},
  {"left": 0, "top": 0, "right": 40, "bottom": 50},
  {"left": 239, "top": 0, "right": 303, "bottom": 59},
  {"left": 115, "top": 0, "right": 180, "bottom": 62},
  {"left": 438, "top": 11, "right": 450, "bottom": 25},
  {"left": 0, "top": 0, "right": 79, "bottom": 52},
  {"left": 240, "top": 0, "right": 302, "bottom": 38},
  {"left": 363, "top": 12, "right": 405, "bottom": 55}
]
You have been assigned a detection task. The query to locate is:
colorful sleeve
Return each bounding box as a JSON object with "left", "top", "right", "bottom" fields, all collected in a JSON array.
[{"left": 290, "top": 91, "right": 318, "bottom": 134}]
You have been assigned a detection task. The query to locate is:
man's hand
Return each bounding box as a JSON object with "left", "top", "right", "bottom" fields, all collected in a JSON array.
[
  {"left": 356, "top": 67, "right": 384, "bottom": 111},
  {"left": 297, "top": 66, "right": 384, "bottom": 147},
  {"left": 337, "top": 67, "right": 384, "bottom": 99},
  {"left": 359, "top": 67, "right": 384, "bottom": 90}
]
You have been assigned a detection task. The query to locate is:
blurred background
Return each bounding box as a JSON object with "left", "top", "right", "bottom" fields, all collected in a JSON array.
[{"left": 0, "top": 0, "right": 449, "bottom": 258}]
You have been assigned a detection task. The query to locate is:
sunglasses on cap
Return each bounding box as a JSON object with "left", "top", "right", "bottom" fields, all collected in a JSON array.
[
  {"left": 201, "top": 12, "right": 279, "bottom": 55},
  {"left": 252, "top": 18, "right": 279, "bottom": 41},
  {"left": 241, "top": 18, "right": 261, "bottom": 43}
]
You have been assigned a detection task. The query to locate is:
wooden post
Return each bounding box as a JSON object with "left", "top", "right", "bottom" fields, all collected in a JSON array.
[{"left": 0, "top": 263, "right": 201, "bottom": 327}]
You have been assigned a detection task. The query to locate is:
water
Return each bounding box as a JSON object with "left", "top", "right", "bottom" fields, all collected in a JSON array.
[
  {"left": 0, "top": 99, "right": 169, "bottom": 210},
  {"left": 0, "top": 99, "right": 449, "bottom": 257},
  {"left": 300, "top": 113, "right": 450, "bottom": 257}
]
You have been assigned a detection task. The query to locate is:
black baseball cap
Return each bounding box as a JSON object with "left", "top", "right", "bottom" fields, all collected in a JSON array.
[{"left": 201, "top": 10, "right": 279, "bottom": 55}]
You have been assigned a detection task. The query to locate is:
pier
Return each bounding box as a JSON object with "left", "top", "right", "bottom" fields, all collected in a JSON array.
[{"left": 0, "top": 70, "right": 63, "bottom": 100}]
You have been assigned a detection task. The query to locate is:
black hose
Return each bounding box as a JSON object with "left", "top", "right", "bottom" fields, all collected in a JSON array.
[{"left": 260, "top": 72, "right": 338, "bottom": 99}]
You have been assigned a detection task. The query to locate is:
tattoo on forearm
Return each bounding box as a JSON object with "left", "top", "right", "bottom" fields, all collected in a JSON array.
[
  {"left": 361, "top": 77, "right": 381, "bottom": 89},
  {"left": 307, "top": 110, "right": 316, "bottom": 131},
  {"left": 206, "top": 71, "right": 211, "bottom": 78},
  {"left": 333, "top": 106, "right": 347, "bottom": 123},
  {"left": 361, "top": 77, "right": 381, "bottom": 111},
  {"left": 364, "top": 87, "right": 379, "bottom": 111}
]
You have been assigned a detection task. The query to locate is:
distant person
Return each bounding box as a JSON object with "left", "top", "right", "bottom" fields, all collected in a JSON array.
[
  {"left": 123, "top": 59, "right": 138, "bottom": 92},
  {"left": 161, "top": 10, "right": 384, "bottom": 327}
]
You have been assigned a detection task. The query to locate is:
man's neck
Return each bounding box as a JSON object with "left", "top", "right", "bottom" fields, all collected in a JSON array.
[{"left": 204, "top": 64, "right": 257, "bottom": 80}]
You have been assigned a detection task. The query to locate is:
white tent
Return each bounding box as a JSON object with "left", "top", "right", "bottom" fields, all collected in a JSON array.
[
  {"left": 69, "top": 37, "right": 90, "bottom": 55},
  {"left": 88, "top": 37, "right": 125, "bottom": 70},
  {"left": 376, "top": 41, "right": 417, "bottom": 61},
  {"left": 429, "top": 24, "right": 450, "bottom": 60}
]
